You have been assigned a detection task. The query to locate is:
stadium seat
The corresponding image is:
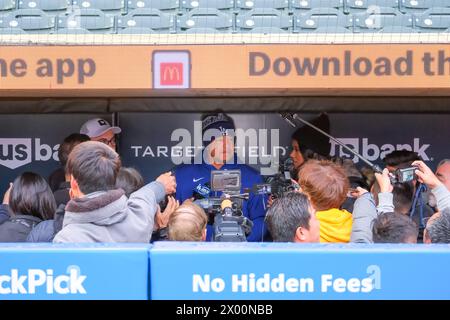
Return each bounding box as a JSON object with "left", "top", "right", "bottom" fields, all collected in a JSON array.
[
  {"left": 236, "top": 8, "right": 292, "bottom": 31},
  {"left": 127, "top": 0, "right": 179, "bottom": 12},
  {"left": 181, "top": 0, "right": 234, "bottom": 11},
  {"left": 290, "top": 0, "right": 344, "bottom": 12},
  {"left": 400, "top": 0, "right": 450, "bottom": 13},
  {"left": 18, "top": 0, "right": 70, "bottom": 13},
  {"left": 184, "top": 27, "right": 224, "bottom": 32},
  {"left": 0, "top": 8, "right": 54, "bottom": 32},
  {"left": 57, "top": 8, "right": 115, "bottom": 33},
  {"left": 345, "top": 0, "right": 400, "bottom": 13},
  {"left": 118, "top": 26, "right": 156, "bottom": 33},
  {"left": 378, "top": 24, "right": 416, "bottom": 31},
  {"left": 177, "top": 8, "right": 233, "bottom": 31},
  {"left": 71, "top": 0, "right": 125, "bottom": 13},
  {"left": 249, "top": 26, "right": 289, "bottom": 32},
  {"left": 54, "top": 26, "right": 91, "bottom": 33},
  {"left": 118, "top": 8, "right": 174, "bottom": 32},
  {"left": 353, "top": 7, "right": 412, "bottom": 32},
  {"left": 312, "top": 25, "right": 352, "bottom": 32},
  {"left": 0, "top": 26, "right": 26, "bottom": 33},
  {"left": 0, "top": 0, "right": 16, "bottom": 12},
  {"left": 414, "top": 7, "right": 450, "bottom": 32},
  {"left": 294, "top": 8, "right": 351, "bottom": 32},
  {"left": 236, "top": 0, "right": 289, "bottom": 11}
]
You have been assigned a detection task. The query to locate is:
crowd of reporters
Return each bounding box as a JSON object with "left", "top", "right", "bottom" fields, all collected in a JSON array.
[{"left": 0, "top": 114, "right": 449, "bottom": 245}]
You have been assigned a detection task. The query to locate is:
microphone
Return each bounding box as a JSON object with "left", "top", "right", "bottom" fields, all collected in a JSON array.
[
  {"left": 280, "top": 112, "right": 381, "bottom": 173},
  {"left": 193, "top": 182, "right": 211, "bottom": 200},
  {"left": 221, "top": 199, "right": 233, "bottom": 216}
]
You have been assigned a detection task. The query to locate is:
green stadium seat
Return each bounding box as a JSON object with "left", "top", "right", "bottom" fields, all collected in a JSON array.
[
  {"left": 236, "top": 0, "right": 289, "bottom": 11},
  {"left": 346, "top": 0, "right": 399, "bottom": 13},
  {"left": 414, "top": 7, "right": 450, "bottom": 31},
  {"left": 401, "top": 0, "right": 450, "bottom": 13},
  {"left": 0, "top": 8, "right": 54, "bottom": 32},
  {"left": 57, "top": 8, "right": 115, "bottom": 33},
  {"left": 18, "top": 0, "right": 70, "bottom": 13},
  {"left": 0, "top": 0, "right": 16, "bottom": 12},
  {"left": 290, "top": 0, "right": 344, "bottom": 12},
  {"left": 295, "top": 8, "right": 351, "bottom": 31},
  {"left": 181, "top": 0, "right": 234, "bottom": 11},
  {"left": 177, "top": 8, "right": 233, "bottom": 31},
  {"left": 353, "top": 7, "right": 412, "bottom": 32},
  {"left": 118, "top": 26, "right": 156, "bottom": 32},
  {"left": 72, "top": 0, "right": 125, "bottom": 13},
  {"left": 127, "top": 0, "right": 179, "bottom": 12},
  {"left": 118, "top": 8, "right": 174, "bottom": 32},
  {"left": 236, "top": 8, "right": 292, "bottom": 31}
]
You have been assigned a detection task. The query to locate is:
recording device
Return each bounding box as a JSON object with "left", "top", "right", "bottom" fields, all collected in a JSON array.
[
  {"left": 279, "top": 113, "right": 417, "bottom": 184},
  {"left": 252, "top": 158, "right": 299, "bottom": 198},
  {"left": 193, "top": 170, "right": 253, "bottom": 242}
]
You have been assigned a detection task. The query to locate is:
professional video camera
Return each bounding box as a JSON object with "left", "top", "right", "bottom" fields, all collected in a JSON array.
[
  {"left": 194, "top": 170, "right": 253, "bottom": 242},
  {"left": 279, "top": 113, "right": 417, "bottom": 184},
  {"left": 252, "top": 158, "right": 299, "bottom": 199}
]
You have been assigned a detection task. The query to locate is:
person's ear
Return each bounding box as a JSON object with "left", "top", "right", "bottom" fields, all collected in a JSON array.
[
  {"left": 201, "top": 228, "right": 207, "bottom": 241},
  {"left": 294, "top": 226, "right": 307, "bottom": 242},
  {"left": 69, "top": 175, "right": 81, "bottom": 199}
]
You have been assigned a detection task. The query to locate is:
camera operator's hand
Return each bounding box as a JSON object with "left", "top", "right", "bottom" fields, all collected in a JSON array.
[
  {"left": 156, "top": 172, "right": 177, "bottom": 195},
  {"left": 412, "top": 160, "right": 442, "bottom": 190},
  {"left": 2, "top": 183, "right": 12, "bottom": 205},
  {"left": 349, "top": 187, "right": 369, "bottom": 198},
  {"left": 375, "top": 168, "right": 393, "bottom": 193},
  {"left": 154, "top": 196, "right": 179, "bottom": 230}
]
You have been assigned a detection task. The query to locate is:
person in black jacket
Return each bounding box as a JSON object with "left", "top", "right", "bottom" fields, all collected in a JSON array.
[
  {"left": 48, "top": 133, "right": 90, "bottom": 195},
  {"left": 0, "top": 172, "right": 56, "bottom": 242}
]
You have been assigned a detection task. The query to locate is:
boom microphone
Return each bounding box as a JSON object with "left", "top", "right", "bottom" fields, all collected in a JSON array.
[{"left": 279, "top": 112, "right": 383, "bottom": 174}]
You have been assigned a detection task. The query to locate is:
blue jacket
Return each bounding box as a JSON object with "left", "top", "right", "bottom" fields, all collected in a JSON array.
[{"left": 174, "top": 160, "right": 268, "bottom": 242}]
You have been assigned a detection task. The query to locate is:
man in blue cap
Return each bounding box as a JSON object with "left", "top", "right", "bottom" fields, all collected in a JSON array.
[{"left": 174, "top": 112, "right": 268, "bottom": 242}]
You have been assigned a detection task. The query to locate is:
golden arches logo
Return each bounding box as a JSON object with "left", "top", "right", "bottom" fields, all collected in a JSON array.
[{"left": 163, "top": 66, "right": 181, "bottom": 82}]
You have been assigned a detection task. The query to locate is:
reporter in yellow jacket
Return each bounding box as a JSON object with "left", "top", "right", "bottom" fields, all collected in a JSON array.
[{"left": 298, "top": 160, "right": 352, "bottom": 243}]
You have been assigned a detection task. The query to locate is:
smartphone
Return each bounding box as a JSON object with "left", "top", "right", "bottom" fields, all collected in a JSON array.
[{"left": 152, "top": 50, "right": 191, "bottom": 89}]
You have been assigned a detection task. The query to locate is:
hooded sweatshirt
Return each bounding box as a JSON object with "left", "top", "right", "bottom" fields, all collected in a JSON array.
[
  {"left": 53, "top": 181, "right": 165, "bottom": 243},
  {"left": 317, "top": 208, "right": 353, "bottom": 243}
]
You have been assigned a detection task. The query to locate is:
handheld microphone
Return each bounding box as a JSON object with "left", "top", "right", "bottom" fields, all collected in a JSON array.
[{"left": 193, "top": 182, "right": 211, "bottom": 200}]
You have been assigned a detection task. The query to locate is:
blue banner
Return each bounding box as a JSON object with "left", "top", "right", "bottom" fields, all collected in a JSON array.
[
  {"left": 149, "top": 242, "right": 450, "bottom": 300},
  {"left": 0, "top": 243, "right": 150, "bottom": 300}
]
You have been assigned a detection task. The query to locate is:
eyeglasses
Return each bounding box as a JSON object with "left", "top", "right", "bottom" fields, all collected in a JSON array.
[{"left": 97, "top": 137, "right": 116, "bottom": 146}]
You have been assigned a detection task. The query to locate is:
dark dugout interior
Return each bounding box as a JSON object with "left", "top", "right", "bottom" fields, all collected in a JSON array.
[{"left": 1, "top": 96, "right": 450, "bottom": 113}]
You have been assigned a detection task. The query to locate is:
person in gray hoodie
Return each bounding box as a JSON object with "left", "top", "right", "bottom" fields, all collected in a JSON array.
[{"left": 53, "top": 141, "right": 176, "bottom": 243}]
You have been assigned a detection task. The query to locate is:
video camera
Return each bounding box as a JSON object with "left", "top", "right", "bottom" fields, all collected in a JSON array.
[
  {"left": 252, "top": 158, "right": 299, "bottom": 199},
  {"left": 194, "top": 170, "right": 253, "bottom": 242}
]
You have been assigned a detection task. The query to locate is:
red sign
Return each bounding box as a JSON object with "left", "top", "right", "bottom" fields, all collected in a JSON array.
[{"left": 160, "top": 63, "right": 183, "bottom": 85}]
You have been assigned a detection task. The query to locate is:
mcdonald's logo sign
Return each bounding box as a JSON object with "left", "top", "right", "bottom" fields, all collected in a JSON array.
[
  {"left": 152, "top": 51, "right": 191, "bottom": 89},
  {"left": 160, "top": 63, "right": 183, "bottom": 85}
]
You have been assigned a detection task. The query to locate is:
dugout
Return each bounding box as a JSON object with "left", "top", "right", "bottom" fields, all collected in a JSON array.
[{"left": 0, "top": 39, "right": 450, "bottom": 192}]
